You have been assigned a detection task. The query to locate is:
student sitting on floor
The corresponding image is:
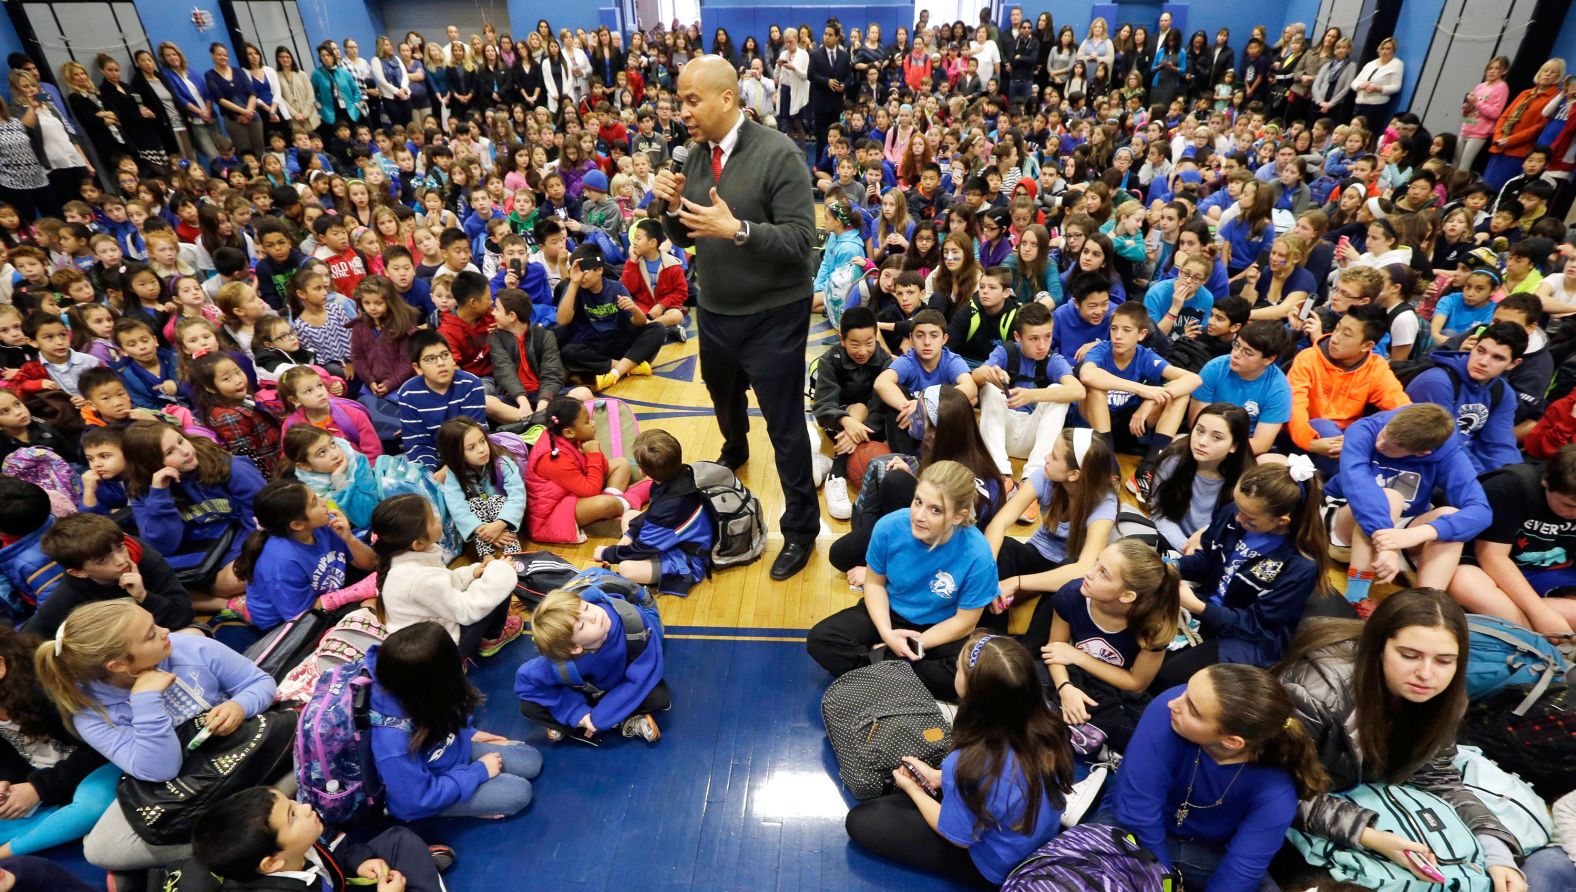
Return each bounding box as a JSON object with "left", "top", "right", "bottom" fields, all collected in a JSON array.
[
  {"left": 807, "top": 461, "right": 1004, "bottom": 701},
  {"left": 1143, "top": 403, "right": 1258, "bottom": 554},
  {"left": 872, "top": 309, "right": 978, "bottom": 455},
  {"left": 437, "top": 417, "right": 527, "bottom": 559},
  {"left": 192, "top": 786, "right": 450, "bottom": 892},
  {"left": 369, "top": 494, "right": 522, "bottom": 661},
  {"left": 1189, "top": 320, "right": 1294, "bottom": 456},
  {"left": 811, "top": 306, "right": 892, "bottom": 520},
  {"left": 946, "top": 266, "right": 1022, "bottom": 365},
  {"left": 844, "top": 633, "right": 1075, "bottom": 887},
  {"left": 525, "top": 396, "right": 638, "bottom": 545},
  {"left": 234, "top": 481, "right": 378, "bottom": 629},
  {"left": 1050, "top": 273, "right": 1114, "bottom": 368},
  {"left": 35, "top": 599, "right": 280, "bottom": 872},
  {"left": 1404, "top": 322, "right": 1525, "bottom": 475},
  {"left": 1153, "top": 460, "right": 1339, "bottom": 693},
  {"left": 31, "top": 513, "right": 193, "bottom": 641},
  {"left": 489, "top": 289, "right": 591, "bottom": 427},
  {"left": 370, "top": 622, "right": 542, "bottom": 821},
  {"left": 1326, "top": 404, "right": 1490, "bottom": 609},
  {"left": 396, "top": 331, "right": 489, "bottom": 470},
  {"left": 621, "top": 218, "right": 690, "bottom": 334},
  {"left": 972, "top": 300, "right": 1084, "bottom": 481},
  {"left": 1105, "top": 663, "right": 1328, "bottom": 892},
  {"left": 1286, "top": 303, "right": 1411, "bottom": 477},
  {"left": 594, "top": 430, "right": 713, "bottom": 596},
  {"left": 0, "top": 624, "right": 115, "bottom": 861},
  {"left": 1078, "top": 300, "right": 1203, "bottom": 492},
  {"left": 1450, "top": 444, "right": 1576, "bottom": 638},
  {"left": 554, "top": 242, "right": 664, "bottom": 392},
  {"left": 516, "top": 570, "right": 671, "bottom": 745}
]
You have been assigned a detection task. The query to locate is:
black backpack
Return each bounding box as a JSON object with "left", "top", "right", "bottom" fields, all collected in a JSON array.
[{"left": 1003, "top": 342, "right": 1051, "bottom": 389}]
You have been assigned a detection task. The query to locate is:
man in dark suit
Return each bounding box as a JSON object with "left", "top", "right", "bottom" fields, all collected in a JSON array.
[
  {"left": 1208, "top": 28, "right": 1236, "bottom": 87},
  {"left": 654, "top": 56, "right": 821, "bottom": 580},
  {"left": 1008, "top": 20, "right": 1039, "bottom": 108},
  {"left": 809, "top": 23, "right": 852, "bottom": 155}
]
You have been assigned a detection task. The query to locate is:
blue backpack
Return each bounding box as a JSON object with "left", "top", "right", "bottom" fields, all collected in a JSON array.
[
  {"left": 550, "top": 568, "right": 661, "bottom": 699},
  {"left": 1465, "top": 615, "right": 1574, "bottom": 716},
  {"left": 1287, "top": 783, "right": 1490, "bottom": 892}
]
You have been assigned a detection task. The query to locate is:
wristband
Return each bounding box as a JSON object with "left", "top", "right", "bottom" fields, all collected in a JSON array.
[{"left": 1056, "top": 680, "right": 1072, "bottom": 691}]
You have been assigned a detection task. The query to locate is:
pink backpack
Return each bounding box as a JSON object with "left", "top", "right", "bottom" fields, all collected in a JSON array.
[{"left": 2, "top": 448, "right": 79, "bottom": 517}]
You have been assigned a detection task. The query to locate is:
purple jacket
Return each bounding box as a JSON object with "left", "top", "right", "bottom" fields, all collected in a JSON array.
[{"left": 347, "top": 317, "right": 416, "bottom": 393}]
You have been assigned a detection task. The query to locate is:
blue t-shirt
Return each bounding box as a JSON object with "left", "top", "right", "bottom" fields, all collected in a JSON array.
[
  {"left": 1142, "top": 280, "right": 1215, "bottom": 336},
  {"left": 562, "top": 278, "right": 636, "bottom": 342},
  {"left": 1050, "top": 579, "right": 1142, "bottom": 669},
  {"left": 1081, "top": 342, "right": 1170, "bottom": 410},
  {"left": 244, "top": 526, "right": 348, "bottom": 630},
  {"left": 1219, "top": 216, "right": 1274, "bottom": 273},
  {"left": 1432, "top": 291, "right": 1496, "bottom": 338},
  {"left": 937, "top": 749, "right": 1064, "bottom": 883},
  {"left": 866, "top": 509, "right": 999, "bottom": 626},
  {"left": 888, "top": 347, "right": 971, "bottom": 396},
  {"left": 1050, "top": 301, "right": 1111, "bottom": 366},
  {"left": 984, "top": 345, "right": 1074, "bottom": 413},
  {"left": 1194, "top": 356, "right": 1292, "bottom": 434},
  {"left": 1025, "top": 468, "right": 1119, "bottom": 562}
]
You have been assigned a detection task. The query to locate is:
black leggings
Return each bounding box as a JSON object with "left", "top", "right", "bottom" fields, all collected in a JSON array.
[
  {"left": 455, "top": 596, "right": 513, "bottom": 660},
  {"left": 828, "top": 470, "right": 917, "bottom": 572},
  {"left": 996, "top": 538, "right": 1063, "bottom": 653},
  {"left": 845, "top": 794, "right": 992, "bottom": 887},
  {"left": 806, "top": 601, "right": 1006, "bottom": 700}
]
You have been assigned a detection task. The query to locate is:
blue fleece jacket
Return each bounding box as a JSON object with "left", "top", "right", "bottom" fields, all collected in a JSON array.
[
  {"left": 0, "top": 517, "right": 61, "bottom": 620},
  {"left": 1178, "top": 503, "right": 1320, "bottom": 667},
  {"left": 115, "top": 350, "right": 179, "bottom": 410},
  {"left": 488, "top": 263, "right": 553, "bottom": 320},
  {"left": 1404, "top": 352, "right": 1521, "bottom": 475},
  {"left": 514, "top": 585, "right": 665, "bottom": 730},
  {"left": 74, "top": 634, "right": 275, "bottom": 782},
  {"left": 130, "top": 456, "right": 266, "bottom": 570},
  {"left": 1326, "top": 408, "right": 1492, "bottom": 542},
  {"left": 364, "top": 646, "right": 490, "bottom": 821}
]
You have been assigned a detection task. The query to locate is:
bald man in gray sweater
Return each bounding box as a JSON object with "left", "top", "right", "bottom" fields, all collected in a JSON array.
[{"left": 654, "top": 55, "right": 820, "bottom": 580}]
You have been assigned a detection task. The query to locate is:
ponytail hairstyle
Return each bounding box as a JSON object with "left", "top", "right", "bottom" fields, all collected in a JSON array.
[
  {"left": 275, "top": 365, "right": 323, "bottom": 414},
  {"left": 280, "top": 424, "right": 336, "bottom": 478},
  {"left": 121, "top": 421, "right": 235, "bottom": 501},
  {"left": 1201, "top": 663, "right": 1330, "bottom": 801},
  {"left": 66, "top": 303, "right": 117, "bottom": 353},
  {"left": 542, "top": 395, "right": 586, "bottom": 458},
  {"left": 1234, "top": 461, "right": 1336, "bottom": 596},
  {"left": 916, "top": 460, "right": 983, "bottom": 532},
  {"left": 368, "top": 494, "right": 433, "bottom": 623},
  {"left": 1151, "top": 403, "right": 1255, "bottom": 523},
  {"left": 1041, "top": 427, "right": 1115, "bottom": 561},
  {"left": 33, "top": 598, "right": 143, "bottom": 721},
  {"left": 1109, "top": 539, "right": 1182, "bottom": 650},
  {"left": 436, "top": 416, "right": 506, "bottom": 498},
  {"left": 952, "top": 632, "right": 1076, "bottom": 834},
  {"left": 232, "top": 480, "right": 313, "bottom": 582},
  {"left": 285, "top": 269, "right": 327, "bottom": 318},
  {"left": 373, "top": 621, "right": 483, "bottom": 752}
]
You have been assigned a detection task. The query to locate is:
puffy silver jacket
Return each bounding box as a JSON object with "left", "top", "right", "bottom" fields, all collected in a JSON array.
[{"left": 1277, "top": 642, "right": 1520, "bottom": 856}]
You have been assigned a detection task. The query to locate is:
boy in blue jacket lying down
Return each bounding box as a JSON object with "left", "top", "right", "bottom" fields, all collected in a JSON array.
[{"left": 515, "top": 573, "right": 670, "bottom": 746}]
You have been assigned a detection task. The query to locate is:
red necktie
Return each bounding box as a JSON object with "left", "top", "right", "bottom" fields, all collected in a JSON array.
[{"left": 711, "top": 144, "right": 724, "bottom": 182}]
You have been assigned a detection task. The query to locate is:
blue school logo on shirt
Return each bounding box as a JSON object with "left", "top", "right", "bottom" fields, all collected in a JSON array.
[{"left": 929, "top": 571, "right": 959, "bottom": 601}]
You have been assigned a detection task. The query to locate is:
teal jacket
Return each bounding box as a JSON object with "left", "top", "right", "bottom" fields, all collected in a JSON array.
[{"left": 310, "top": 65, "right": 362, "bottom": 125}]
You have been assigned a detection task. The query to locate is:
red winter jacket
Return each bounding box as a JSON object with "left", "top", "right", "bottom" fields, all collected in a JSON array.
[{"left": 621, "top": 253, "right": 688, "bottom": 314}]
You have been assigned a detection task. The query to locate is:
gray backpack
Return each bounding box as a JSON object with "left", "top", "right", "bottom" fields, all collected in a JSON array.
[
  {"left": 820, "top": 660, "right": 952, "bottom": 799},
  {"left": 690, "top": 461, "right": 766, "bottom": 569},
  {"left": 1001, "top": 823, "right": 1180, "bottom": 891}
]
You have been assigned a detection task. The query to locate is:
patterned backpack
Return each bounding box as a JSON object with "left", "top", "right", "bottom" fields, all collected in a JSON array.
[
  {"left": 820, "top": 660, "right": 951, "bottom": 800},
  {"left": 2, "top": 447, "right": 79, "bottom": 518},
  {"left": 1001, "top": 824, "right": 1180, "bottom": 891},
  {"left": 294, "top": 657, "right": 404, "bottom": 826}
]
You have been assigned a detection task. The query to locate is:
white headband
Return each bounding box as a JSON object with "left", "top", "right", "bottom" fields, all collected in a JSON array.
[
  {"left": 1072, "top": 428, "right": 1094, "bottom": 467},
  {"left": 1365, "top": 196, "right": 1386, "bottom": 219}
]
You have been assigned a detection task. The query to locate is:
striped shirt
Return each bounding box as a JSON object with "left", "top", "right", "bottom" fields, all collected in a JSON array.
[{"left": 395, "top": 370, "right": 488, "bottom": 469}]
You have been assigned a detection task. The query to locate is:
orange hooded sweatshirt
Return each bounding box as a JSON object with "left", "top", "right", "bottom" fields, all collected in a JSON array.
[{"left": 1286, "top": 335, "right": 1411, "bottom": 449}]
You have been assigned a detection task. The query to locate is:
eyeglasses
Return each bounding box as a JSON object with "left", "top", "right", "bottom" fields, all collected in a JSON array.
[
  {"left": 1177, "top": 271, "right": 1205, "bottom": 283},
  {"left": 419, "top": 351, "right": 455, "bottom": 365}
]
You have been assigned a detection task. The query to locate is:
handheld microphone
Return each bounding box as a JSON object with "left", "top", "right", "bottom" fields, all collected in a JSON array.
[{"left": 654, "top": 143, "right": 691, "bottom": 215}]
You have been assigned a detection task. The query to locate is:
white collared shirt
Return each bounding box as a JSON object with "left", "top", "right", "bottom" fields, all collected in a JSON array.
[
  {"left": 713, "top": 111, "right": 745, "bottom": 170},
  {"left": 273, "top": 849, "right": 329, "bottom": 890}
]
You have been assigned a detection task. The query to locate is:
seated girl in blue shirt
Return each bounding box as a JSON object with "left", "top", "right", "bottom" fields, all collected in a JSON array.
[
  {"left": 807, "top": 460, "right": 1004, "bottom": 701},
  {"left": 233, "top": 481, "right": 377, "bottom": 629},
  {"left": 1102, "top": 663, "right": 1329, "bottom": 892},
  {"left": 846, "top": 633, "right": 1075, "bottom": 886}
]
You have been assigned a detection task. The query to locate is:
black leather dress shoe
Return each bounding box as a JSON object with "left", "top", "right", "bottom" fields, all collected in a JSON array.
[
  {"left": 714, "top": 453, "right": 748, "bottom": 471},
  {"left": 770, "top": 541, "right": 813, "bottom": 580}
]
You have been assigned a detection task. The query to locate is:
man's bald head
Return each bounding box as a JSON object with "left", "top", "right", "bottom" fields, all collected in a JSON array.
[
  {"left": 679, "top": 55, "right": 739, "bottom": 97},
  {"left": 675, "top": 55, "right": 741, "bottom": 142}
]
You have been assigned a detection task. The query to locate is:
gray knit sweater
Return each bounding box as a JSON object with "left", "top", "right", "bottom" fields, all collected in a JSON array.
[{"left": 661, "top": 115, "right": 816, "bottom": 315}]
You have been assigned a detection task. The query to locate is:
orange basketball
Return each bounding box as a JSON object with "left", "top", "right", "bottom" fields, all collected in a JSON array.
[{"left": 846, "top": 441, "right": 892, "bottom": 492}]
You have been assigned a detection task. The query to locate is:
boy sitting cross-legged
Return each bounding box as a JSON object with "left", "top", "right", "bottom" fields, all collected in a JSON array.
[
  {"left": 515, "top": 574, "right": 670, "bottom": 745},
  {"left": 872, "top": 308, "right": 978, "bottom": 455}
]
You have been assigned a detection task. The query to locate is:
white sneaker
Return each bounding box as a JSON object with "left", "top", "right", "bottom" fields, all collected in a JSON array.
[
  {"left": 825, "top": 475, "right": 852, "bottom": 520},
  {"left": 1060, "top": 764, "right": 1109, "bottom": 829},
  {"left": 812, "top": 452, "right": 833, "bottom": 487}
]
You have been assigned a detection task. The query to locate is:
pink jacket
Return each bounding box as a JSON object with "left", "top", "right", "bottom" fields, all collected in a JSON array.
[
  {"left": 1461, "top": 80, "right": 1509, "bottom": 140},
  {"left": 281, "top": 397, "right": 382, "bottom": 459}
]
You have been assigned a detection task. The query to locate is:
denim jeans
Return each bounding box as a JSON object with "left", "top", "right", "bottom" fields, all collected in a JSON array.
[
  {"left": 437, "top": 741, "right": 543, "bottom": 819},
  {"left": 1523, "top": 846, "right": 1576, "bottom": 891}
]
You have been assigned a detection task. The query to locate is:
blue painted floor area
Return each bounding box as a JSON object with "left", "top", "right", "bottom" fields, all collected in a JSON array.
[{"left": 50, "top": 636, "right": 972, "bottom": 891}]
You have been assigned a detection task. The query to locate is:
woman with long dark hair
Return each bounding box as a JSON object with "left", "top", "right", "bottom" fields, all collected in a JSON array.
[
  {"left": 1275, "top": 589, "right": 1547, "bottom": 890},
  {"left": 845, "top": 632, "right": 1075, "bottom": 885},
  {"left": 96, "top": 53, "right": 167, "bottom": 172}
]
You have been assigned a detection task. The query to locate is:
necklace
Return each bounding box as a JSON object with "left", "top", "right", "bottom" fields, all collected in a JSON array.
[{"left": 1174, "top": 747, "right": 1248, "bottom": 827}]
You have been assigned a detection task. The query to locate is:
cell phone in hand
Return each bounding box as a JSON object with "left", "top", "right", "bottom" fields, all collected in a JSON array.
[
  {"left": 1405, "top": 850, "right": 1445, "bottom": 883},
  {"left": 903, "top": 761, "right": 940, "bottom": 798}
]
